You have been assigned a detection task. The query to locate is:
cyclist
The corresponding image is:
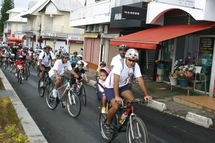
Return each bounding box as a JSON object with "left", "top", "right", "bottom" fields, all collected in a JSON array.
[
  {"left": 15, "top": 56, "right": 25, "bottom": 79},
  {"left": 110, "top": 44, "right": 128, "bottom": 69},
  {"left": 48, "top": 51, "right": 79, "bottom": 107},
  {"left": 104, "top": 48, "right": 152, "bottom": 133},
  {"left": 39, "top": 45, "right": 56, "bottom": 87},
  {"left": 70, "top": 51, "right": 78, "bottom": 68},
  {"left": 19, "top": 46, "right": 30, "bottom": 61},
  {"left": 71, "top": 60, "right": 88, "bottom": 91}
]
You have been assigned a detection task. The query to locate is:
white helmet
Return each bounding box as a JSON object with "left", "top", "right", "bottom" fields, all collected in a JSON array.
[{"left": 125, "top": 49, "right": 139, "bottom": 61}]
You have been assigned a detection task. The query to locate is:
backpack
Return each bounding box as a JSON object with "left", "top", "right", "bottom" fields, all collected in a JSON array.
[{"left": 42, "top": 52, "right": 52, "bottom": 60}]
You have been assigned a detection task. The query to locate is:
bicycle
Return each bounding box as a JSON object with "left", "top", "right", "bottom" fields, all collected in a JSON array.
[
  {"left": 45, "top": 76, "right": 82, "bottom": 118},
  {"left": 38, "top": 68, "right": 51, "bottom": 97},
  {"left": 99, "top": 98, "right": 149, "bottom": 143},
  {"left": 16, "top": 65, "right": 24, "bottom": 84},
  {"left": 76, "top": 79, "right": 87, "bottom": 106},
  {"left": 95, "top": 77, "right": 102, "bottom": 100}
]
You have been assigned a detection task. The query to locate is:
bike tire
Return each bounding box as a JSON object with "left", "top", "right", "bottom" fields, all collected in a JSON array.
[
  {"left": 19, "top": 71, "right": 22, "bottom": 84},
  {"left": 66, "top": 91, "right": 81, "bottom": 118},
  {"left": 27, "top": 67, "right": 30, "bottom": 77},
  {"left": 45, "top": 81, "right": 58, "bottom": 110},
  {"left": 38, "top": 79, "right": 45, "bottom": 97},
  {"left": 126, "top": 116, "right": 149, "bottom": 143},
  {"left": 99, "top": 113, "right": 116, "bottom": 142},
  {"left": 24, "top": 71, "right": 28, "bottom": 80},
  {"left": 80, "top": 85, "right": 87, "bottom": 106}
]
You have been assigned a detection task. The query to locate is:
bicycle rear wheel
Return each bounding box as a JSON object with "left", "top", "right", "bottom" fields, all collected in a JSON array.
[
  {"left": 80, "top": 85, "right": 87, "bottom": 106},
  {"left": 17, "top": 71, "right": 22, "bottom": 84},
  {"left": 126, "top": 116, "right": 149, "bottom": 143},
  {"left": 45, "top": 81, "right": 58, "bottom": 110},
  {"left": 66, "top": 91, "right": 81, "bottom": 118}
]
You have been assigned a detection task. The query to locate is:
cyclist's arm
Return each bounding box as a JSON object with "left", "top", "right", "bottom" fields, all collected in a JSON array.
[
  {"left": 83, "top": 73, "right": 88, "bottom": 82},
  {"left": 137, "top": 77, "right": 152, "bottom": 101},
  {"left": 113, "top": 73, "right": 120, "bottom": 99},
  {"left": 70, "top": 69, "right": 79, "bottom": 78}
]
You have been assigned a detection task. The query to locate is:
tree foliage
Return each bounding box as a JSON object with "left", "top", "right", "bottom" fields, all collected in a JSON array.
[{"left": 0, "top": 0, "right": 14, "bottom": 36}]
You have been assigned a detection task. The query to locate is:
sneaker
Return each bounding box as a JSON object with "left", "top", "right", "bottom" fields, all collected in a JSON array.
[
  {"left": 101, "top": 107, "right": 106, "bottom": 114},
  {"left": 104, "top": 123, "right": 111, "bottom": 134},
  {"left": 22, "top": 76, "right": 24, "bottom": 80},
  {"left": 40, "top": 82, "right": 44, "bottom": 87},
  {"left": 15, "top": 73, "right": 17, "bottom": 77},
  {"left": 62, "top": 101, "right": 66, "bottom": 108},
  {"left": 52, "top": 89, "right": 57, "bottom": 98}
]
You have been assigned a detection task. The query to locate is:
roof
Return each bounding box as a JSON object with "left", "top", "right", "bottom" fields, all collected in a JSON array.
[
  {"left": 6, "top": 12, "right": 27, "bottom": 23},
  {"left": 21, "top": 0, "right": 49, "bottom": 17},
  {"left": 6, "top": 7, "right": 27, "bottom": 14},
  {"left": 110, "top": 24, "right": 215, "bottom": 50}
]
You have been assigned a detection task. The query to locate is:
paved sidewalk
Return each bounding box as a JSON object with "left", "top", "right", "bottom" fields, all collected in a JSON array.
[
  {"left": 87, "top": 70, "right": 215, "bottom": 129},
  {"left": 0, "top": 70, "right": 48, "bottom": 143}
]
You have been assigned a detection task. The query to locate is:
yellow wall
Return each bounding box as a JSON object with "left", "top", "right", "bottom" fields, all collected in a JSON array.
[
  {"left": 46, "top": 40, "right": 54, "bottom": 49},
  {"left": 69, "top": 43, "right": 83, "bottom": 55}
]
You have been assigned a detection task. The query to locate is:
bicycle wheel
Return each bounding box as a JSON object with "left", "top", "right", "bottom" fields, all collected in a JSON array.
[
  {"left": 80, "top": 85, "right": 87, "bottom": 106},
  {"left": 27, "top": 66, "right": 30, "bottom": 77},
  {"left": 45, "top": 81, "right": 58, "bottom": 110},
  {"left": 18, "top": 71, "right": 22, "bottom": 84},
  {"left": 99, "top": 113, "right": 116, "bottom": 142},
  {"left": 38, "top": 79, "right": 45, "bottom": 97},
  {"left": 126, "top": 116, "right": 149, "bottom": 143},
  {"left": 66, "top": 91, "right": 81, "bottom": 118},
  {"left": 24, "top": 70, "right": 28, "bottom": 80}
]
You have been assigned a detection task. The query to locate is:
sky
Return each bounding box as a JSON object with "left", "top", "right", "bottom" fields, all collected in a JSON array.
[{"left": 14, "top": 0, "right": 31, "bottom": 8}]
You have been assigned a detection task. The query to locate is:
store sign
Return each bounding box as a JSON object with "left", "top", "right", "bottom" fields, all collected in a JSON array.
[
  {"left": 156, "top": 0, "right": 195, "bottom": 8},
  {"left": 199, "top": 37, "right": 214, "bottom": 54}
]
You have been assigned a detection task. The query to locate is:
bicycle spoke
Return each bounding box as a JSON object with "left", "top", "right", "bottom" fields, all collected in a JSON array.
[{"left": 67, "top": 92, "right": 81, "bottom": 118}]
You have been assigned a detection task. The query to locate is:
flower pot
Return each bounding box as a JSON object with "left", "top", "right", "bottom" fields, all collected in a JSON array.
[
  {"left": 157, "top": 68, "right": 164, "bottom": 75},
  {"left": 178, "top": 78, "right": 188, "bottom": 88},
  {"left": 157, "top": 63, "right": 166, "bottom": 69},
  {"left": 169, "top": 77, "right": 178, "bottom": 86}
]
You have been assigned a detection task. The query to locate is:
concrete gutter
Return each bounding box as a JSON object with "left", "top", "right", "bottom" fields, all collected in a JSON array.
[{"left": 0, "top": 70, "right": 48, "bottom": 143}]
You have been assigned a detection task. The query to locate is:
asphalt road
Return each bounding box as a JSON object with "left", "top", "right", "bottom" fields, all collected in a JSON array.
[{"left": 3, "top": 68, "right": 215, "bottom": 143}]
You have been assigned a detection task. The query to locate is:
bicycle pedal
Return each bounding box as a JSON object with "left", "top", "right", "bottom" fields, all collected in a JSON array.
[{"left": 56, "top": 98, "right": 60, "bottom": 104}]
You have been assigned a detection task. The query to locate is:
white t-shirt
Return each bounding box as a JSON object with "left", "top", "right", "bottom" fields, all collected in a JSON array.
[
  {"left": 105, "top": 59, "right": 142, "bottom": 88},
  {"left": 39, "top": 51, "right": 56, "bottom": 67},
  {"left": 98, "top": 79, "right": 105, "bottom": 93},
  {"left": 110, "top": 54, "right": 122, "bottom": 66},
  {"left": 49, "top": 60, "right": 72, "bottom": 77}
]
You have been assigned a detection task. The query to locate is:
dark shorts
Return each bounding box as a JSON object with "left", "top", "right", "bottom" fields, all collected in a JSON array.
[{"left": 104, "top": 84, "right": 130, "bottom": 101}]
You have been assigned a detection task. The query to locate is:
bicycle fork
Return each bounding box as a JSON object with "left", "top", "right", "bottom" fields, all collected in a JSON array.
[{"left": 128, "top": 113, "right": 142, "bottom": 139}]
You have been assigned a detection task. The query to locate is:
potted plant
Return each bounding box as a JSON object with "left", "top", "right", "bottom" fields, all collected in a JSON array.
[
  {"left": 175, "top": 65, "right": 195, "bottom": 87},
  {"left": 169, "top": 72, "right": 178, "bottom": 86}
]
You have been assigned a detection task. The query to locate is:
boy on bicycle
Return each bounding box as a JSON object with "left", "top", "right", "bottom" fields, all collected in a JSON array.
[
  {"left": 15, "top": 56, "right": 25, "bottom": 79},
  {"left": 71, "top": 61, "right": 88, "bottom": 91},
  {"left": 104, "top": 48, "right": 152, "bottom": 133}
]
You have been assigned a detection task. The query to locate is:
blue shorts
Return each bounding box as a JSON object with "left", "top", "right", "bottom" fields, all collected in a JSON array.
[{"left": 104, "top": 84, "right": 130, "bottom": 101}]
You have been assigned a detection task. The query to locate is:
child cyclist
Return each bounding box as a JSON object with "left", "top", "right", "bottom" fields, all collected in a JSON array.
[
  {"left": 15, "top": 56, "right": 25, "bottom": 79},
  {"left": 71, "top": 61, "right": 89, "bottom": 90},
  {"left": 98, "top": 67, "right": 110, "bottom": 114},
  {"left": 94, "top": 61, "right": 106, "bottom": 79}
]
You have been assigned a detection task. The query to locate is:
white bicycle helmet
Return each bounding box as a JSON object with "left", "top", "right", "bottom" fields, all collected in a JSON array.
[{"left": 125, "top": 49, "right": 139, "bottom": 61}]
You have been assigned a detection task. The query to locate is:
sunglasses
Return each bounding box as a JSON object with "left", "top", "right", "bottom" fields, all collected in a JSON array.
[{"left": 128, "top": 59, "right": 137, "bottom": 63}]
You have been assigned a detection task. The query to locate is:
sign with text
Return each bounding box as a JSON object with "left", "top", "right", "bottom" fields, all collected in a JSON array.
[
  {"left": 156, "top": 0, "right": 195, "bottom": 8},
  {"left": 199, "top": 37, "right": 214, "bottom": 54}
]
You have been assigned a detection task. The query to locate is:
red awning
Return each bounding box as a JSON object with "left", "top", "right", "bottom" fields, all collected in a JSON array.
[
  {"left": 110, "top": 24, "right": 215, "bottom": 50},
  {"left": 8, "top": 37, "right": 24, "bottom": 43}
]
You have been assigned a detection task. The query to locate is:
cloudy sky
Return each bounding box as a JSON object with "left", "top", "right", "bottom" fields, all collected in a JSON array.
[{"left": 14, "top": 0, "right": 31, "bottom": 8}]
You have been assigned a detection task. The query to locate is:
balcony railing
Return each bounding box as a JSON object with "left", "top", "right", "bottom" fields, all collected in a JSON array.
[
  {"left": 22, "top": 25, "right": 34, "bottom": 32},
  {"left": 41, "top": 24, "right": 64, "bottom": 33}
]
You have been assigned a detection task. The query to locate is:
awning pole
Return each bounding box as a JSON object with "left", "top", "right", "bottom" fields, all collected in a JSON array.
[
  {"left": 171, "top": 39, "right": 177, "bottom": 73},
  {"left": 146, "top": 50, "right": 148, "bottom": 69}
]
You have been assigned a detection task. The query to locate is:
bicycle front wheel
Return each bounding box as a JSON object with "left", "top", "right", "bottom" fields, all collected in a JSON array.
[
  {"left": 45, "top": 81, "right": 58, "bottom": 110},
  {"left": 126, "top": 116, "right": 149, "bottom": 143},
  {"left": 38, "top": 79, "right": 45, "bottom": 97},
  {"left": 66, "top": 91, "right": 81, "bottom": 118},
  {"left": 80, "top": 85, "right": 87, "bottom": 106}
]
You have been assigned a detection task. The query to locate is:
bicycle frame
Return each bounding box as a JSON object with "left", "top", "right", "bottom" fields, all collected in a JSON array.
[{"left": 56, "top": 78, "right": 76, "bottom": 105}]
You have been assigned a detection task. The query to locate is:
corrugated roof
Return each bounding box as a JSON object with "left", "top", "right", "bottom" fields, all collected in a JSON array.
[
  {"left": 51, "top": 0, "right": 83, "bottom": 12},
  {"left": 6, "top": 7, "right": 27, "bottom": 13},
  {"left": 21, "top": 0, "right": 49, "bottom": 17}
]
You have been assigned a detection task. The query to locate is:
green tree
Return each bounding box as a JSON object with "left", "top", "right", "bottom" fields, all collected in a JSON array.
[{"left": 0, "top": 0, "right": 14, "bottom": 36}]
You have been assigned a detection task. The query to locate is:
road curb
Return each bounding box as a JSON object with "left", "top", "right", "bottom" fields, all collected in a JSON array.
[
  {"left": 185, "top": 112, "right": 214, "bottom": 128},
  {"left": 88, "top": 79, "right": 167, "bottom": 112},
  {"left": 0, "top": 70, "right": 48, "bottom": 143}
]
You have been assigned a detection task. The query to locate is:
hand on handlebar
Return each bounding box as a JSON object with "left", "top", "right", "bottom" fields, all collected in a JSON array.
[
  {"left": 115, "top": 96, "right": 123, "bottom": 106},
  {"left": 144, "top": 95, "right": 152, "bottom": 102}
]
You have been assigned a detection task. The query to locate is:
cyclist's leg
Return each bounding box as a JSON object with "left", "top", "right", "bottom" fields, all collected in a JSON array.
[
  {"left": 120, "top": 84, "right": 134, "bottom": 114},
  {"left": 105, "top": 88, "right": 120, "bottom": 125},
  {"left": 40, "top": 65, "right": 46, "bottom": 81}
]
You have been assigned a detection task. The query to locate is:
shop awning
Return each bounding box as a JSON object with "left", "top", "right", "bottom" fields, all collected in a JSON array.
[
  {"left": 8, "top": 37, "right": 24, "bottom": 43},
  {"left": 110, "top": 24, "right": 215, "bottom": 50}
]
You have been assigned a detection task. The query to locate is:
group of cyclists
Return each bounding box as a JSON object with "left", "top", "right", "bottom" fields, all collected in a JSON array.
[{"left": 1, "top": 43, "right": 153, "bottom": 142}]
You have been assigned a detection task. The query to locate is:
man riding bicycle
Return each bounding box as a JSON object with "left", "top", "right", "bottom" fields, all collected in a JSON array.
[
  {"left": 39, "top": 45, "right": 56, "bottom": 87},
  {"left": 104, "top": 48, "right": 152, "bottom": 133},
  {"left": 19, "top": 46, "right": 30, "bottom": 61},
  {"left": 48, "top": 52, "right": 79, "bottom": 107}
]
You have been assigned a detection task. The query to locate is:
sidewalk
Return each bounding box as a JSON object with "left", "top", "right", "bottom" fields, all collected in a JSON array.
[
  {"left": 0, "top": 70, "right": 48, "bottom": 143},
  {"left": 87, "top": 70, "right": 215, "bottom": 129}
]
